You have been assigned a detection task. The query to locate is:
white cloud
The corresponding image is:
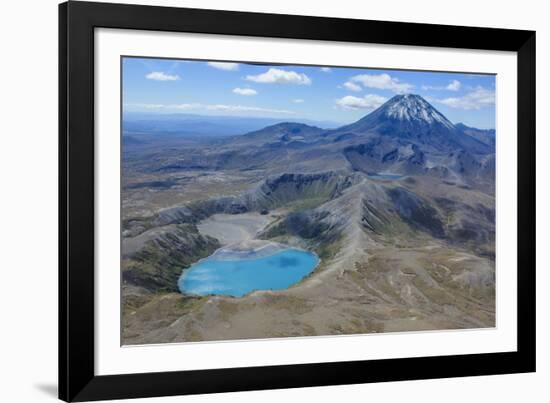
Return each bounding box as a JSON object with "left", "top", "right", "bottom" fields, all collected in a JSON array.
[
  {"left": 446, "top": 79, "right": 461, "bottom": 91},
  {"left": 435, "top": 87, "right": 495, "bottom": 110},
  {"left": 125, "top": 103, "right": 294, "bottom": 114},
  {"left": 246, "top": 68, "right": 311, "bottom": 85},
  {"left": 343, "top": 81, "right": 362, "bottom": 92},
  {"left": 130, "top": 103, "right": 200, "bottom": 110},
  {"left": 129, "top": 103, "right": 167, "bottom": 109},
  {"left": 421, "top": 85, "right": 436, "bottom": 91},
  {"left": 172, "top": 103, "right": 202, "bottom": 110},
  {"left": 232, "top": 87, "right": 257, "bottom": 96},
  {"left": 422, "top": 80, "right": 462, "bottom": 92},
  {"left": 320, "top": 67, "right": 332, "bottom": 72},
  {"left": 205, "top": 104, "right": 294, "bottom": 114},
  {"left": 207, "top": 62, "right": 239, "bottom": 71},
  {"left": 145, "top": 71, "right": 180, "bottom": 81},
  {"left": 349, "top": 73, "right": 412, "bottom": 93},
  {"left": 293, "top": 99, "right": 305, "bottom": 103},
  {"left": 335, "top": 94, "right": 388, "bottom": 110}
]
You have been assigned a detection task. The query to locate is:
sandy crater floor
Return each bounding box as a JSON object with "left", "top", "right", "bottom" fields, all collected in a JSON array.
[{"left": 197, "top": 212, "right": 276, "bottom": 245}]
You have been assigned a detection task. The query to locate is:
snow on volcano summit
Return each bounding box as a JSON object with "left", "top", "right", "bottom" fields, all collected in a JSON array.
[{"left": 383, "top": 94, "right": 455, "bottom": 130}]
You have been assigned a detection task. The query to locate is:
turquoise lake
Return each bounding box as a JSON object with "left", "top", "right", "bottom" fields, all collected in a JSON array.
[{"left": 178, "top": 249, "right": 319, "bottom": 297}]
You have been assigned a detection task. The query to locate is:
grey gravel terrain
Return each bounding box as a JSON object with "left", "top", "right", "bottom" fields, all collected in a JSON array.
[{"left": 121, "top": 94, "right": 496, "bottom": 345}]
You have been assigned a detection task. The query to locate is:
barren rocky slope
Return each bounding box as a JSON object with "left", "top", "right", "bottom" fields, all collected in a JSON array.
[{"left": 121, "top": 95, "right": 496, "bottom": 344}]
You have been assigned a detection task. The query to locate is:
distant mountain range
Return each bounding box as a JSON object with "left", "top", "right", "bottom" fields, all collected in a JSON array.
[
  {"left": 218, "top": 95, "right": 495, "bottom": 187},
  {"left": 122, "top": 112, "right": 344, "bottom": 138},
  {"left": 127, "top": 94, "right": 495, "bottom": 190},
  {"left": 330, "top": 94, "right": 491, "bottom": 153},
  {"left": 123, "top": 98, "right": 494, "bottom": 142}
]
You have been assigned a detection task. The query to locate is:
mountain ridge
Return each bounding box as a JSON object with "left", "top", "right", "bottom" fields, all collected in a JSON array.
[
  {"left": 325, "top": 94, "right": 491, "bottom": 154},
  {"left": 129, "top": 94, "right": 496, "bottom": 190},
  {"left": 225, "top": 94, "right": 492, "bottom": 154}
]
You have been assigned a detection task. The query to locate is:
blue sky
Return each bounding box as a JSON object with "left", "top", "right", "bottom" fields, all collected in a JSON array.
[{"left": 123, "top": 57, "right": 496, "bottom": 129}]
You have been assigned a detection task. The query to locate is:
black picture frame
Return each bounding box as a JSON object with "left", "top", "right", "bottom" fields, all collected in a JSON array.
[{"left": 59, "top": 1, "right": 536, "bottom": 401}]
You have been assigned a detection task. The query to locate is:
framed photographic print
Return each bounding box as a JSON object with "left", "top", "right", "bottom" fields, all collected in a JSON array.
[{"left": 59, "top": 1, "right": 536, "bottom": 401}]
